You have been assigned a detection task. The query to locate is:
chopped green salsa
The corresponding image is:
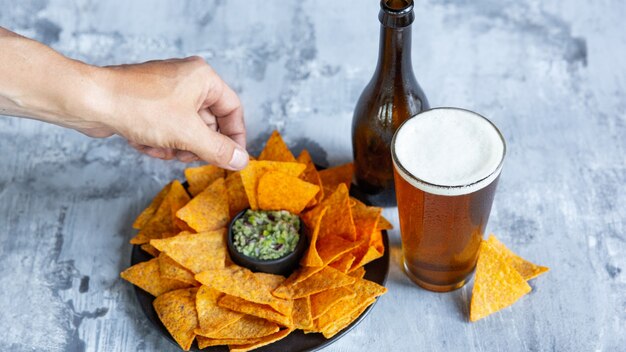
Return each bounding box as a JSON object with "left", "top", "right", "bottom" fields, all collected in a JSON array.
[{"left": 232, "top": 210, "right": 301, "bottom": 260}]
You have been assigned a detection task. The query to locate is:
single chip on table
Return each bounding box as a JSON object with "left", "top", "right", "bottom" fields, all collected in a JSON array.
[
  {"left": 225, "top": 171, "right": 250, "bottom": 218},
  {"left": 184, "top": 164, "right": 225, "bottom": 197},
  {"left": 297, "top": 150, "right": 324, "bottom": 206},
  {"left": 195, "top": 285, "right": 244, "bottom": 337},
  {"left": 153, "top": 288, "right": 199, "bottom": 351},
  {"left": 130, "top": 181, "right": 190, "bottom": 245},
  {"left": 176, "top": 178, "right": 229, "bottom": 232},
  {"left": 470, "top": 240, "right": 532, "bottom": 322},
  {"left": 310, "top": 286, "right": 356, "bottom": 320},
  {"left": 133, "top": 182, "right": 172, "bottom": 229},
  {"left": 195, "top": 266, "right": 292, "bottom": 316},
  {"left": 258, "top": 130, "right": 297, "bottom": 163},
  {"left": 272, "top": 266, "right": 356, "bottom": 299},
  {"left": 240, "top": 160, "right": 306, "bottom": 210},
  {"left": 150, "top": 229, "right": 227, "bottom": 274},
  {"left": 315, "top": 277, "right": 387, "bottom": 333},
  {"left": 229, "top": 328, "right": 294, "bottom": 352},
  {"left": 487, "top": 234, "right": 549, "bottom": 281},
  {"left": 292, "top": 297, "right": 314, "bottom": 330},
  {"left": 158, "top": 253, "right": 198, "bottom": 286},
  {"left": 218, "top": 295, "right": 292, "bottom": 328},
  {"left": 200, "top": 315, "right": 279, "bottom": 340},
  {"left": 299, "top": 205, "right": 328, "bottom": 267},
  {"left": 120, "top": 258, "right": 190, "bottom": 297},
  {"left": 319, "top": 163, "right": 354, "bottom": 196},
  {"left": 257, "top": 171, "right": 320, "bottom": 214}
]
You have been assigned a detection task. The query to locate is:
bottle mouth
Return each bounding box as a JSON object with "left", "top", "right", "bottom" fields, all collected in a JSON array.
[{"left": 379, "top": 0, "right": 414, "bottom": 28}]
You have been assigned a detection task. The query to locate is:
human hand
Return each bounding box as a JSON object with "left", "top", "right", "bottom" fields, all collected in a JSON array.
[
  {"left": 92, "top": 57, "right": 248, "bottom": 169},
  {"left": 0, "top": 28, "right": 249, "bottom": 170}
]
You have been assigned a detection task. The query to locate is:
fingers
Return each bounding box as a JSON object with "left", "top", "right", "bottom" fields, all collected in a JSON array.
[
  {"left": 175, "top": 151, "right": 200, "bottom": 163},
  {"left": 202, "top": 70, "right": 246, "bottom": 149},
  {"left": 184, "top": 123, "right": 249, "bottom": 170},
  {"left": 128, "top": 142, "right": 177, "bottom": 160}
]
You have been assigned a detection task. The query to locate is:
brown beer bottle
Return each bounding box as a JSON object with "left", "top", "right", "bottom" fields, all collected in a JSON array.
[{"left": 352, "top": 0, "right": 429, "bottom": 206}]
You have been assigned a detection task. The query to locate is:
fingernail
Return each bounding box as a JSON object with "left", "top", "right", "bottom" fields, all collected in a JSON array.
[{"left": 228, "top": 148, "right": 249, "bottom": 170}]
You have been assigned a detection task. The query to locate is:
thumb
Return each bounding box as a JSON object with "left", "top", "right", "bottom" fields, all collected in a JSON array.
[{"left": 188, "top": 125, "right": 249, "bottom": 170}]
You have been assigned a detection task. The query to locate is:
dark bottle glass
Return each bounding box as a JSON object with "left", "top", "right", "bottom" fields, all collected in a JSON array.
[{"left": 352, "top": 0, "right": 429, "bottom": 206}]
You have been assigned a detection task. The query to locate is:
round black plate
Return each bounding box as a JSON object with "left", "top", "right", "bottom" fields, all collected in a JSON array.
[{"left": 130, "top": 187, "right": 390, "bottom": 352}]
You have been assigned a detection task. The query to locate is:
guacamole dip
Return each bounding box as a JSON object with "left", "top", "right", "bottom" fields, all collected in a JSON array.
[{"left": 232, "top": 210, "right": 301, "bottom": 260}]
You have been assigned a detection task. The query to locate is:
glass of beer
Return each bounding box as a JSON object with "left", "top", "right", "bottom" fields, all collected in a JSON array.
[{"left": 391, "top": 107, "right": 506, "bottom": 292}]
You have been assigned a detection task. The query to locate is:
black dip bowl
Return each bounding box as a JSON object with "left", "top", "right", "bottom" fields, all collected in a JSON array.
[{"left": 227, "top": 209, "right": 308, "bottom": 276}]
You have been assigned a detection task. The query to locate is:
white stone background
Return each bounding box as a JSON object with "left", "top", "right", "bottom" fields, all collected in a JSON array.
[{"left": 0, "top": 0, "right": 624, "bottom": 351}]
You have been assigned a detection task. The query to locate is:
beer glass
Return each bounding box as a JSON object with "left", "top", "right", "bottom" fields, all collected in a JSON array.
[{"left": 391, "top": 108, "right": 506, "bottom": 292}]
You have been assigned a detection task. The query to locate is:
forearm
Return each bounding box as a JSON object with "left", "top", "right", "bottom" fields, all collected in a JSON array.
[{"left": 0, "top": 27, "right": 110, "bottom": 131}]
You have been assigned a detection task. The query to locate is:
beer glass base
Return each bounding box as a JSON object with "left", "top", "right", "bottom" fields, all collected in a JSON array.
[{"left": 402, "top": 260, "right": 469, "bottom": 292}]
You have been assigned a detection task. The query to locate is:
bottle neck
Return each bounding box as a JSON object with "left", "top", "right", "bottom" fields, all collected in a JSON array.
[{"left": 375, "top": 24, "right": 414, "bottom": 78}]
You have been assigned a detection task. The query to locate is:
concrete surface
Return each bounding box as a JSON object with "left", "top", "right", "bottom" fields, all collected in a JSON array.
[{"left": 0, "top": 0, "right": 624, "bottom": 351}]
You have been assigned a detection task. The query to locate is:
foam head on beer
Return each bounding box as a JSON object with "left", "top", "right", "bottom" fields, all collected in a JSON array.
[{"left": 392, "top": 108, "right": 505, "bottom": 196}]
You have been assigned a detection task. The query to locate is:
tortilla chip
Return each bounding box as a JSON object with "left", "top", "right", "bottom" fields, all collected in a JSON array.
[
  {"left": 377, "top": 215, "right": 394, "bottom": 230},
  {"left": 300, "top": 206, "right": 327, "bottom": 267},
  {"left": 153, "top": 288, "right": 199, "bottom": 351},
  {"left": 195, "top": 286, "right": 244, "bottom": 336},
  {"left": 320, "top": 302, "right": 370, "bottom": 338},
  {"left": 140, "top": 243, "right": 160, "bottom": 257},
  {"left": 310, "top": 286, "right": 356, "bottom": 319},
  {"left": 297, "top": 150, "right": 324, "bottom": 206},
  {"left": 370, "top": 229, "right": 384, "bottom": 253},
  {"left": 225, "top": 171, "right": 250, "bottom": 218},
  {"left": 184, "top": 164, "right": 225, "bottom": 197},
  {"left": 349, "top": 201, "right": 381, "bottom": 270},
  {"left": 317, "top": 235, "right": 361, "bottom": 265},
  {"left": 202, "top": 315, "right": 279, "bottom": 339},
  {"left": 158, "top": 254, "right": 198, "bottom": 286},
  {"left": 150, "top": 229, "right": 226, "bottom": 274},
  {"left": 487, "top": 235, "right": 549, "bottom": 281},
  {"left": 315, "top": 278, "right": 387, "bottom": 332},
  {"left": 257, "top": 171, "right": 320, "bottom": 214},
  {"left": 133, "top": 182, "right": 172, "bottom": 229},
  {"left": 176, "top": 178, "right": 229, "bottom": 232},
  {"left": 470, "top": 241, "right": 532, "bottom": 322},
  {"left": 120, "top": 258, "right": 190, "bottom": 296},
  {"left": 197, "top": 336, "right": 260, "bottom": 349},
  {"left": 219, "top": 295, "right": 292, "bottom": 327},
  {"left": 130, "top": 181, "right": 190, "bottom": 244},
  {"left": 229, "top": 328, "right": 293, "bottom": 352},
  {"left": 195, "top": 266, "right": 291, "bottom": 316},
  {"left": 329, "top": 254, "right": 356, "bottom": 273},
  {"left": 272, "top": 266, "right": 356, "bottom": 299},
  {"left": 240, "top": 160, "right": 306, "bottom": 209},
  {"left": 319, "top": 163, "right": 353, "bottom": 195},
  {"left": 349, "top": 267, "right": 366, "bottom": 279},
  {"left": 318, "top": 184, "right": 356, "bottom": 241},
  {"left": 353, "top": 246, "right": 384, "bottom": 269},
  {"left": 258, "top": 130, "right": 297, "bottom": 163},
  {"left": 292, "top": 297, "right": 314, "bottom": 330}
]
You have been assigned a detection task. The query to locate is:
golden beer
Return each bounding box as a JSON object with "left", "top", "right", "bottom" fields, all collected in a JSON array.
[{"left": 391, "top": 108, "right": 506, "bottom": 292}]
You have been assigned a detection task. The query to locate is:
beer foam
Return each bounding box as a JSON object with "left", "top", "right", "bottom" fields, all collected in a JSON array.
[{"left": 392, "top": 108, "right": 505, "bottom": 196}]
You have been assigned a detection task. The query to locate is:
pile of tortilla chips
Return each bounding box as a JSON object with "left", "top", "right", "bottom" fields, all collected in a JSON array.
[
  {"left": 121, "top": 131, "right": 390, "bottom": 351},
  {"left": 469, "top": 234, "right": 549, "bottom": 322}
]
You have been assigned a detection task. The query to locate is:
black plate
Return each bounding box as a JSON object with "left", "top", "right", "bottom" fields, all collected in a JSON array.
[{"left": 130, "top": 187, "right": 390, "bottom": 352}]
